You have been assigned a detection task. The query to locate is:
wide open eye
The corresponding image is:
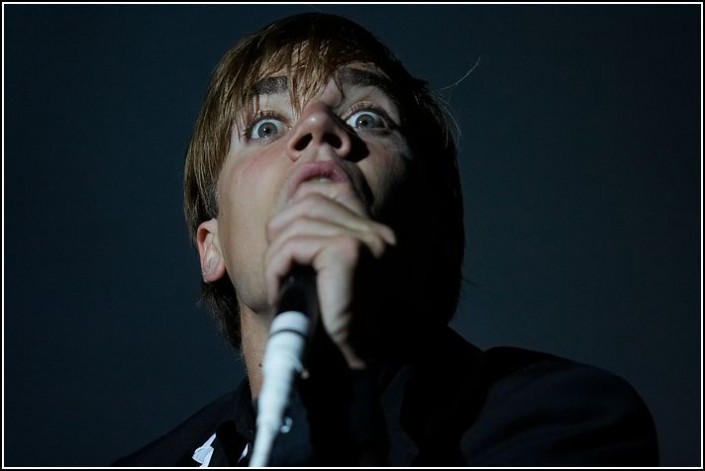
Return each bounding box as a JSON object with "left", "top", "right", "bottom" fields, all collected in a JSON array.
[
  {"left": 345, "top": 109, "right": 386, "bottom": 130},
  {"left": 249, "top": 117, "right": 287, "bottom": 141}
]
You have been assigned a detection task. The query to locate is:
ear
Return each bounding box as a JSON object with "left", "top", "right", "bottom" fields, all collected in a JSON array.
[{"left": 196, "top": 218, "right": 226, "bottom": 282}]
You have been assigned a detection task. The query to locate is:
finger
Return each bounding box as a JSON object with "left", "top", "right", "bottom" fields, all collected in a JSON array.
[
  {"left": 268, "top": 194, "right": 358, "bottom": 240},
  {"left": 264, "top": 233, "right": 367, "bottom": 309},
  {"left": 314, "top": 254, "right": 355, "bottom": 345},
  {"left": 268, "top": 193, "right": 396, "bottom": 246},
  {"left": 290, "top": 181, "right": 368, "bottom": 215},
  {"left": 269, "top": 215, "right": 391, "bottom": 262},
  {"left": 313, "top": 239, "right": 371, "bottom": 352},
  {"left": 264, "top": 234, "right": 330, "bottom": 307}
]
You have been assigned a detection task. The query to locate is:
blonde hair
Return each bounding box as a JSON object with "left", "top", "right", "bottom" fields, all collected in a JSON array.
[{"left": 184, "top": 13, "right": 463, "bottom": 349}]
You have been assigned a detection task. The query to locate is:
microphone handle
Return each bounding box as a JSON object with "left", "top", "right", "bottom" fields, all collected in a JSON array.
[
  {"left": 249, "top": 265, "right": 318, "bottom": 467},
  {"left": 277, "top": 265, "right": 318, "bottom": 317}
]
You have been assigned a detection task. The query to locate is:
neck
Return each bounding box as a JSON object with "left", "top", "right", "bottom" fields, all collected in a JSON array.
[{"left": 239, "top": 303, "right": 274, "bottom": 400}]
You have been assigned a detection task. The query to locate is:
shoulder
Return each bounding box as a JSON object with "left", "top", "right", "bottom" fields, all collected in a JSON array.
[
  {"left": 461, "top": 345, "right": 659, "bottom": 466},
  {"left": 111, "top": 389, "right": 240, "bottom": 467}
]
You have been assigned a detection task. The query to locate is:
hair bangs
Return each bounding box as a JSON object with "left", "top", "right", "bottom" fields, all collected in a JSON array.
[{"left": 228, "top": 36, "right": 390, "bottom": 135}]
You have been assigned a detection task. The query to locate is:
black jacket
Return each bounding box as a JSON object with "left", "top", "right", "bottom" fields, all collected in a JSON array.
[{"left": 114, "top": 328, "right": 658, "bottom": 466}]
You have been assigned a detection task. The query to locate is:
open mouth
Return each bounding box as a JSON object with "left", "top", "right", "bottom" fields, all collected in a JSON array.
[{"left": 288, "top": 161, "right": 351, "bottom": 199}]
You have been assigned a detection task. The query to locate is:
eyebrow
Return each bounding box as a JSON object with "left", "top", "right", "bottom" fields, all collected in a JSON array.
[
  {"left": 247, "top": 68, "right": 396, "bottom": 99},
  {"left": 248, "top": 76, "right": 288, "bottom": 96},
  {"left": 336, "top": 68, "right": 396, "bottom": 97}
]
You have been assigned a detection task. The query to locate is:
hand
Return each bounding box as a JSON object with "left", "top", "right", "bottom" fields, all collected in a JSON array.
[{"left": 264, "top": 182, "right": 396, "bottom": 369}]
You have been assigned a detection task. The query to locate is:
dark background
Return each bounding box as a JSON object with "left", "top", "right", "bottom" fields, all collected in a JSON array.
[{"left": 4, "top": 4, "right": 701, "bottom": 467}]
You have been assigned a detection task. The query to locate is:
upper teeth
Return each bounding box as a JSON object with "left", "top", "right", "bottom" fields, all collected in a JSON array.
[{"left": 314, "top": 177, "right": 332, "bottom": 183}]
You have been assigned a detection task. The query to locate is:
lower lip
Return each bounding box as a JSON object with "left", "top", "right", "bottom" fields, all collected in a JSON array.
[{"left": 290, "top": 165, "right": 349, "bottom": 196}]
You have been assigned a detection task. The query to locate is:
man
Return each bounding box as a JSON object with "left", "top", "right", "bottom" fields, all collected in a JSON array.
[{"left": 114, "top": 13, "right": 658, "bottom": 466}]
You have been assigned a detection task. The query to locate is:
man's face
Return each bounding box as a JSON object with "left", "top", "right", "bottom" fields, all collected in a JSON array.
[{"left": 211, "top": 63, "right": 413, "bottom": 313}]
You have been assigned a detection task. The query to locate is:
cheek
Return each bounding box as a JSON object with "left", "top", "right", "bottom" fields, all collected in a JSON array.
[
  {"left": 218, "top": 150, "right": 284, "bottom": 266},
  {"left": 363, "top": 142, "right": 413, "bottom": 215}
]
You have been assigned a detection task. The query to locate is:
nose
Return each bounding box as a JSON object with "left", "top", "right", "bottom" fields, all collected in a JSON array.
[{"left": 286, "top": 102, "right": 352, "bottom": 161}]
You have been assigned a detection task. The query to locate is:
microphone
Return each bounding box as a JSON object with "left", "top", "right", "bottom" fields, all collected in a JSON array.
[{"left": 249, "top": 265, "right": 318, "bottom": 467}]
